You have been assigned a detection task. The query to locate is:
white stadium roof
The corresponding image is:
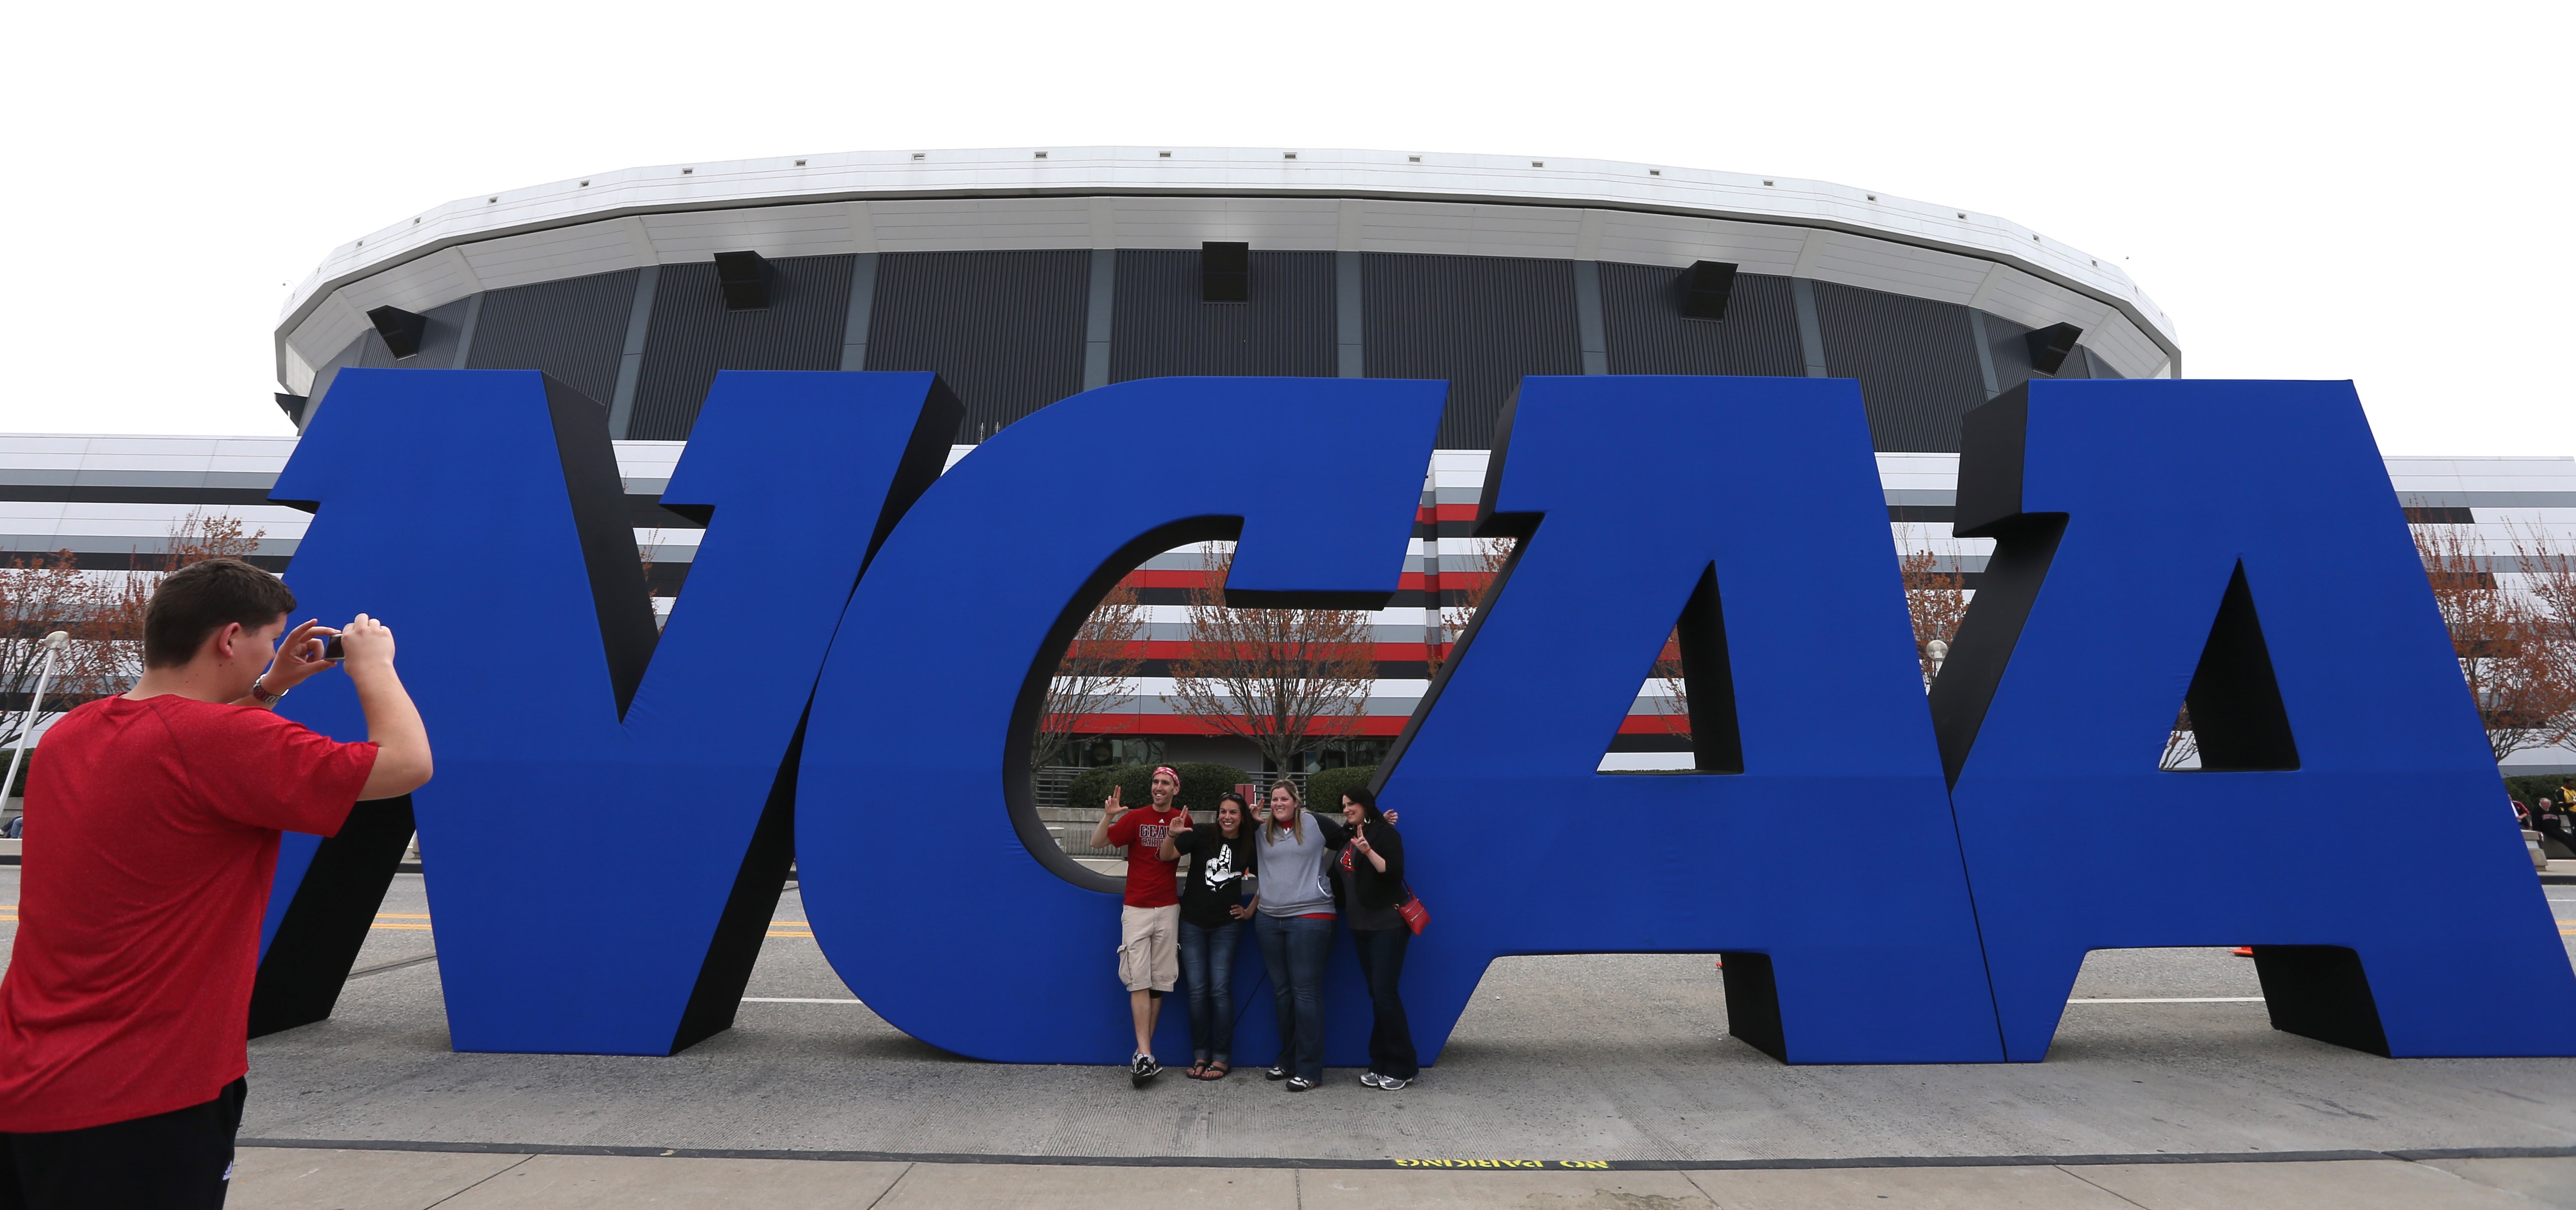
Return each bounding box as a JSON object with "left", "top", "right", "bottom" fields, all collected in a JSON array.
[{"left": 276, "top": 147, "right": 2181, "bottom": 394}]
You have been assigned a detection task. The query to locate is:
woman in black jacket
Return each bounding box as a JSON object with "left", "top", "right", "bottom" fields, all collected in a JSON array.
[{"left": 1333, "top": 786, "right": 1416, "bottom": 1090}]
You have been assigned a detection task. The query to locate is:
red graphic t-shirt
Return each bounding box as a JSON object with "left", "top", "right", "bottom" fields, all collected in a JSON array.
[
  {"left": 1103, "top": 805, "right": 1184, "bottom": 908},
  {"left": 0, "top": 695, "right": 377, "bottom": 1132}
]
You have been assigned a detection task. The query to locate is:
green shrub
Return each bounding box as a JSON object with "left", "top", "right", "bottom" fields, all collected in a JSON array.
[
  {"left": 1066, "top": 762, "right": 1253, "bottom": 822},
  {"left": 1306, "top": 765, "right": 1378, "bottom": 813}
]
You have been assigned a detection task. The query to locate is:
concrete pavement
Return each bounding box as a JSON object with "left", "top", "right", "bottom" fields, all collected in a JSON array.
[
  {"left": 9, "top": 869, "right": 2576, "bottom": 1205},
  {"left": 213, "top": 875, "right": 2576, "bottom": 1166}
]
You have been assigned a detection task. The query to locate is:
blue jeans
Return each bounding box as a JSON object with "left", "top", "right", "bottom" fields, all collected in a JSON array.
[
  {"left": 1351, "top": 926, "right": 1419, "bottom": 1080},
  {"left": 1255, "top": 913, "right": 1336, "bottom": 1082},
  {"left": 1177, "top": 918, "right": 1242, "bottom": 1064}
]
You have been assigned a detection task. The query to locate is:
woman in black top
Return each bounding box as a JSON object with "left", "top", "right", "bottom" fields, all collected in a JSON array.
[
  {"left": 1334, "top": 786, "right": 1417, "bottom": 1089},
  {"left": 1161, "top": 793, "right": 1257, "bottom": 1079}
]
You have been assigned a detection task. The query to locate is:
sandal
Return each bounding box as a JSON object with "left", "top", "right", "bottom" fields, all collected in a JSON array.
[
  {"left": 1186, "top": 1061, "right": 1208, "bottom": 1079},
  {"left": 1202, "top": 1062, "right": 1230, "bottom": 1080}
]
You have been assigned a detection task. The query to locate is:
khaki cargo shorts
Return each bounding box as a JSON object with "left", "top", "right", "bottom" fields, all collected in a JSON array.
[{"left": 1118, "top": 904, "right": 1181, "bottom": 992}]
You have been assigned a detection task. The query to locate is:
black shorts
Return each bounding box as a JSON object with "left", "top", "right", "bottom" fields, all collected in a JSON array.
[{"left": 0, "top": 1077, "right": 245, "bottom": 1210}]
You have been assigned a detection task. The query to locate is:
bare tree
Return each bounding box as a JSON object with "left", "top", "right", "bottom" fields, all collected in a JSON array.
[
  {"left": 1030, "top": 578, "right": 1148, "bottom": 770},
  {"left": 1168, "top": 546, "right": 1377, "bottom": 773},
  {"left": 1649, "top": 628, "right": 1690, "bottom": 737},
  {"left": 163, "top": 509, "right": 263, "bottom": 565},
  {"left": 0, "top": 511, "right": 279, "bottom": 786},
  {"left": 637, "top": 527, "right": 668, "bottom": 630},
  {"left": 2160, "top": 706, "right": 2200, "bottom": 771},
  {"left": 1898, "top": 536, "right": 1971, "bottom": 686},
  {"left": 2417, "top": 525, "right": 2576, "bottom": 762},
  {"left": 0, "top": 551, "right": 120, "bottom": 752},
  {"left": 1431, "top": 536, "right": 1515, "bottom": 676},
  {"left": 90, "top": 510, "right": 270, "bottom": 688},
  {"left": 2508, "top": 521, "right": 2576, "bottom": 752}
]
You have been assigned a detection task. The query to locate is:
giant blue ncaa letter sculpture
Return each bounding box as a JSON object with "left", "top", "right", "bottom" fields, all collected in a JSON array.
[
  {"left": 797, "top": 377, "right": 1445, "bottom": 1064},
  {"left": 252, "top": 368, "right": 958, "bottom": 1052},
  {"left": 1933, "top": 378, "right": 2576, "bottom": 1060},
  {"left": 1372, "top": 375, "right": 2005, "bottom": 1063}
]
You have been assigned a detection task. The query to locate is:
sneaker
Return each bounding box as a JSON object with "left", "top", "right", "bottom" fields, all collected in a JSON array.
[
  {"left": 1130, "top": 1053, "right": 1161, "bottom": 1088},
  {"left": 1286, "top": 1076, "right": 1315, "bottom": 1092},
  {"left": 1360, "top": 1072, "right": 1384, "bottom": 1088},
  {"left": 1265, "top": 1065, "right": 1291, "bottom": 1081},
  {"left": 1375, "top": 1076, "right": 1409, "bottom": 1091}
]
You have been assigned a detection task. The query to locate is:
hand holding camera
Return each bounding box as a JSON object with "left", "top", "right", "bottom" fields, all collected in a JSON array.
[
  {"left": 329, "top": 615, "right": 398, "bottom": 671},
  {"left": 263, "top": 614, "right": 400, "bottom": 698},
  {"left": 260, "top": 618, "right": 340, "bottom": 696}
]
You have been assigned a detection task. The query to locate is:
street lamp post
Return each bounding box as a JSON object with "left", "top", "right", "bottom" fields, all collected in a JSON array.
[{"left": 5, "top": 631, "right": 71, "bottom": 809}]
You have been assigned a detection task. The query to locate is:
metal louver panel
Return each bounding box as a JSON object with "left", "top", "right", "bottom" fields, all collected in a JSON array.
[
  {"left": 1109, "top": 250, "right": 1336, "bottom": 381},
  {"left": 863, "top": 250, "right": 1090, "bottom": 442},
  {"left": 1812, "top": 282, "right": 1988, "bottom": 453},
  {"left": 1361, "top": 252, "right": 1583, "bottom": 450},
  {"left": 467, "top": 269, "right": 643, "bottom": 410},
  {"left": 1598, "top": 263, "right": 1805, "bottom": 378},
  {"left": 629, "top": 256, "right": 855, "bottom": 440}
]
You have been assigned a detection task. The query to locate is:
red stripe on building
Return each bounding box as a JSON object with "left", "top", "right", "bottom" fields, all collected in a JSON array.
[{"left": 1045, "top": 713, "right": 1688, "bottom": 737}]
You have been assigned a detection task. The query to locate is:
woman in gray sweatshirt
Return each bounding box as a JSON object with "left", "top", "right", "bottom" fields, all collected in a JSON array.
[{"left": 1251, "top": 781, "right": 1348, "bottom": 1090}]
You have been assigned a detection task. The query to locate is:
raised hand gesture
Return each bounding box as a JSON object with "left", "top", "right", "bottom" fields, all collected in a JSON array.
[
  {"left": 1103, "top": 784, "right": 1125, "bottom": 819},
  {"left": 1170, "top": 807, "right": 1195, "bottom": 833}
]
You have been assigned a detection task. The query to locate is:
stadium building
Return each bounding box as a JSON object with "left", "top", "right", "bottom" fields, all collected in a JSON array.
[
  {"left": 3, "top": 149, "right": 2571, "bottom": 780},
  {"left": 270, "top": 147, "right": 2180, "bottom": 447}
]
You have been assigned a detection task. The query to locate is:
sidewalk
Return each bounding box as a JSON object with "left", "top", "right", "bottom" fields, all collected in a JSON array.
[{"left": 230, "top": 1144, "right": 2576, "bottom": 1209}]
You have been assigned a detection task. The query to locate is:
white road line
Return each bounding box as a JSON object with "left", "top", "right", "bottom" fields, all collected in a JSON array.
[
  {"left": 2067, "top": 997, "right": 2264, "bottom": 1004},
  {"left": 741, "top": 996, "right": 865, "bottom": 1004}
]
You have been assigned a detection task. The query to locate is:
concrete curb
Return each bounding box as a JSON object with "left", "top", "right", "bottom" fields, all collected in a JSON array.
[{"left": 233, "top": 1137, "right": 2576, "bottom": 1171}]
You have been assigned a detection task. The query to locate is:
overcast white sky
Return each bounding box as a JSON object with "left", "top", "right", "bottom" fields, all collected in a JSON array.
[{"left": 1, "top": 1, "right": 2565, "bottom": 456}]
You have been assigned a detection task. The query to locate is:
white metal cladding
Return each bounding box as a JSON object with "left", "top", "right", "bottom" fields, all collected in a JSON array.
[
  {"left": 0, "top": 434, "right": 2568, "bottom": 760},
  {"left": 277, "top": 148, "right": 2183, "bottom": 394},
  {"left": 6, "top": 431, "right": 2568, "bottom": 589}
]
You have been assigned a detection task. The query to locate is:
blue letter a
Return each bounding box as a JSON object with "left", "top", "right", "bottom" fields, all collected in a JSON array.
[
  {"left": 257, "top": 368, "right": 957, "bottom": 1054},
  {"left": 1935, "top": 379, "right": 2576, "bottom": 1060},
  {"left": 1376, "top": 375, "right": 2005, "bottom": 1064}
]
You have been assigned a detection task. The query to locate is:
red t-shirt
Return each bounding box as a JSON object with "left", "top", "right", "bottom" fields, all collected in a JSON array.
[
  {"left": 1103, "top": 805, "right": 1183, "bottom": 908},
  {"left": 0, "top": 695, "right": 376, "bottom": 1132}
]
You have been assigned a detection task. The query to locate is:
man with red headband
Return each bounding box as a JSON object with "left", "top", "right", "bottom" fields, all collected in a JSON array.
[{"left": 1090, "top": 765, "right": 1187, "bottom": 1086}]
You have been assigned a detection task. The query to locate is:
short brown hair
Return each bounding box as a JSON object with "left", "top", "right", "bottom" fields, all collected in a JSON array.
[{"left": 143, "top": 558, "right": 297, "bottom": 668}]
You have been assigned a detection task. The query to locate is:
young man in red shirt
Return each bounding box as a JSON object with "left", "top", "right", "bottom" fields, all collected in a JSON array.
[
  {"left": 1089, "top": 766, "right": 1185, "bottom": 1087},
  {"left": 0, "top": 558, "right": 432, "bottom": 1208}
]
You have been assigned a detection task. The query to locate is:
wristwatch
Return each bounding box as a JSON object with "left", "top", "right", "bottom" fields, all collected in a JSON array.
[{"left": 249, "top": 677, "right": 287, "bottom": 706}]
